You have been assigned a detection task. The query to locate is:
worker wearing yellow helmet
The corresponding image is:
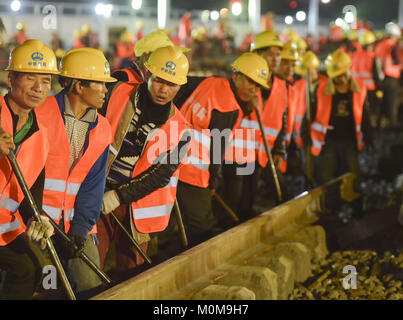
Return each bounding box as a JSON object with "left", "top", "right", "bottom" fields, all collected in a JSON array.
[
  {"left": 312, "top": 49, "right": 373, "bottom": 218},
  {"left": 0, "top": 39, "right": 58, "bottom": 299},
  {"left": 351, "top": 30, "right": 384, "bottom": 128},
  {"left": 35, "top": 47, "right": 115, "bottom": 296},
  {"left": 250, "top": 30, "right": 291, "bottom": 203},
  {"left": 293, "top": 51, "right": 326, "bottom": 150},
  {"left": 96, "top": 46, "right": 192, "bottom": 277},
  {"left": 171, "top": 52, "right": 269, "bottom": 245}
]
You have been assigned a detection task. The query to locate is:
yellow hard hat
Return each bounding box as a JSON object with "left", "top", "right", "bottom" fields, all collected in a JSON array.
[
  {"left": 302, "top": 51, "right": 320, "bottom": 71},
  {"left": 325, "top": 49, "right": 351, "bottom": 78},
  {"left": 359, "top": 30, "right": 376, "bottom": 46},
  {"left": 55, "top": 48, "right": 66, "bottom": 59},
  {"left": 250, "top": 30, "right": 283, "bottom": 52},
  {"left": 59, "top": 47, "right": 117, "bottom": 82},
  {"left": 16, "top": 22, "right": 27, "bottom": 32},
  {"left": 144, "top": 46, "right": 189, "bottom": 85},
  {"left": 134, "top": 30, "right": 190, "bottom": 57},
  {"left": 294, "top": 37, "right": 308, "bottom": 51},
  {"left": 6, "top": 39, "right": 59, "bottom": 74},
  {"left": 280, "top": 42, "right": 299, "bottom": 61},
  {"left": 231, "top": 52, "right": 270, "bottom": 89},
  {"left": 81, "top": 24, "right": 91, "bottom": 36},
  {"left": 120, "top": 30, "right": 135, "bottom": 43}
]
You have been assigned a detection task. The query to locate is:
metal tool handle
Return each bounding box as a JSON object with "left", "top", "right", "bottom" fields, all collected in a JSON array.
[
  {"left": 43, "top": 212, "right": 113, "bottom": 286},
  {"left": 109, "top": 211, "right": 152, "bottom": 264},
  {"left": 253, "top": 105, "right": 283, "bottom": 203},
  {"left": 211, "top": 189, "right": 240, "bottom": 222},
  {"left": 173, "top": 199, "right": 188, "bottom": 247},
  {"left": 7, "top": 151, "right": 76, "bottom": 300}
]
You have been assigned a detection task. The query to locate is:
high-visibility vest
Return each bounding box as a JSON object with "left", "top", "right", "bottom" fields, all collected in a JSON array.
[
  {"left": 351, "top": 50, "right": 376, "bottom": 90},
  {"left": 223, "top": 101, "right": 263, "bottom": 166},
  {"left": 105, "top": 79, "right": 190, "bottom": 233},
  {"left": 293, "top": 74, "right": 328, "bottom": 149},
  {"left": 375, "top": 39, "right": 401, "bottom": 79},
  {"left": 256, "top": 76, "right": 288, "bottom": 168},
  {"left": 0, "top": 97, "right": 49, "bottom": 245},
  {"left": 311, "top": 78, "right": 367, "bottom": 156},
  {"left": 36, "top": 95, "right": 111, "bottom": 234},
  {"left": 179, "top": 77, "right": 242, "bottom": 188}
]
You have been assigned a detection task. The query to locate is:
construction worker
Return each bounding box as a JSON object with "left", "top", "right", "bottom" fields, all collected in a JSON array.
[
  {"left": 0, "top": 39, "right": 58, "bottom": 299},
  {"left": 293, "top": 51, "right": 327, "bottom": 189},
  {"left": 178, "top": 11, "right": 193, "bottom": 47},
  {"left": 351, "top": 30, "right": 384, "bottom": 128},
  {"left": 311, "top": 49, "right": 373, "bottom": 218},
  {"left": 12, "top": 22, "right": 28, "bottom": 46},
  {"left": 273, "top": 43, "right": 302, "bottom": 197},
  {"left": 36, "top": 47, "right": 115, "bottom": 297},
  {"left": 114, "top": 30, "right": 135, "bottom": 69},
  {"left": 97, "top": 46, "right": 191, "bottom": 281},
  {"left": 294, "top": 51, "right": 326, "bottom": 151},
  {"left": 250, "top": 30, "right": 288, "bottom": 206},
  {"left": 173, "top": 52, "right": 268, "bottom": 242},
  {"left": 375, "top": 22, "right": 401, "bottom": 128}
]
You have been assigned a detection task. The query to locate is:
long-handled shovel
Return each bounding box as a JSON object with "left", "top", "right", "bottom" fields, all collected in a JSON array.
[
  {"left": 173, "top": 199, "right": 188, "bottom": 247},
  {"left": 253, "top": 106, "right": 283, "bottom": 203},
  {"left": 109, "top": 211, "right": 152, "bottom": 264},
  {"left": 7, "top": 150, "right": 76, "bottom": 300}
]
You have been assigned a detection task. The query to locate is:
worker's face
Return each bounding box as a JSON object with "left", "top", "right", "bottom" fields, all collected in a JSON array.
[
  {"left": 277, "top": 59, "right": 295, "bottom": 81},
  {"left": 333, "top": 72, "right": 350, "bottom": 87},
  {"left": 260, "top": 46, "right": 281, "bottom": 73},
  {"left": 8, "top": 72, "right": 52, "bottom": 110},
  {"left": 232, "top": 73, "right": 260, "bottom": 102},
  {"left": 148, "top": 74, "right": 180, "bottom": 105},
  {"left": 77, "top": 81, "right": 107, "bottom": 109}
]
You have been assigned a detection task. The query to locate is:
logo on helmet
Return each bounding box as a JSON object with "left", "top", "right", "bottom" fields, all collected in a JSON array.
[
  {"left": 31, "top": 52, "right": 44, "bottom": 61},
  {"left": 165, "top": 61, "right": 176, "bottom": 70},
  {"left": 160, "top": 61, "right": 177, "bottom": 76}
]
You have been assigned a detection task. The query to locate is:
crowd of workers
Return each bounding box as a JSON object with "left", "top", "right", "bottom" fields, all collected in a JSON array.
[{"left": 0, "top": 11, "right": 402, "bottom": 300}]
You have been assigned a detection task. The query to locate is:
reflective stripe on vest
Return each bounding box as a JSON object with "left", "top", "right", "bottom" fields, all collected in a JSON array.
[
  {"left": 179, "top": 77, "right": 242, "bottom": 187},
  {"left": 36, "top": 95, "right": 111, "bottom": 234},
  {"left": 0, "top": 97, "right": 48, "bottom": 245},
  {"left": 311, "top": 78, "right": 367, "bottom": 156}
]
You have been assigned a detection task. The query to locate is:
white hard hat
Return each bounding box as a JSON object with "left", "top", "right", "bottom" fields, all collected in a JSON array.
[{"left": 385, "top": 22, "right": 401, "bottom": 37}]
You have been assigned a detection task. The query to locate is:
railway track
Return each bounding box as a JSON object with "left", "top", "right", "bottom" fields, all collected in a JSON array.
[{"left": 91, "top": 173, "right": 383, "bottom": 300}]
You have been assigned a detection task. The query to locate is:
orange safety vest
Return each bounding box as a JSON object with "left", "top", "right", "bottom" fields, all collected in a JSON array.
[
  {"left": 0, "top": 97, "right": 49, "bottom": 245},
  {"left": 311, "top": 78, "right": 367, "bottom": 156},
  {"left": 351, "top": 49, "right": 376, "bottom": 90},
  {"left": 224, "top": 99, "right": 264, "bottom": 166},
  {"left": 256, "top": 76, "right": 288, "bottom": 168},
  {"left": 293, "top": 74, "right": 328, "bottom": 149},
  {"left": 36, "top": 96, "right": 111, "bottom": 235},
  {"left": 179, "top": 77, "right": 242, "bottom": 188},
  {"left": 105, "top": 79, "right": 190, "bottom": 233},
  {"left": 116, "top": 41, "right": 135, "bottom": 59},
  {"left": 375, "top": 39, "right": 401, "bottom": 79}
]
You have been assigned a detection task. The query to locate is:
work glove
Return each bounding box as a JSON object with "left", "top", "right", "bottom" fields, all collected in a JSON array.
[
  {"left": 102, "top": 190, "right": 120, "bottom": 215},
  {"left": 59, "top": 234, "right": 87, "bottom": 259},
  {"left": 26, "top": 216, "right": 54, "bottom": 250}
]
